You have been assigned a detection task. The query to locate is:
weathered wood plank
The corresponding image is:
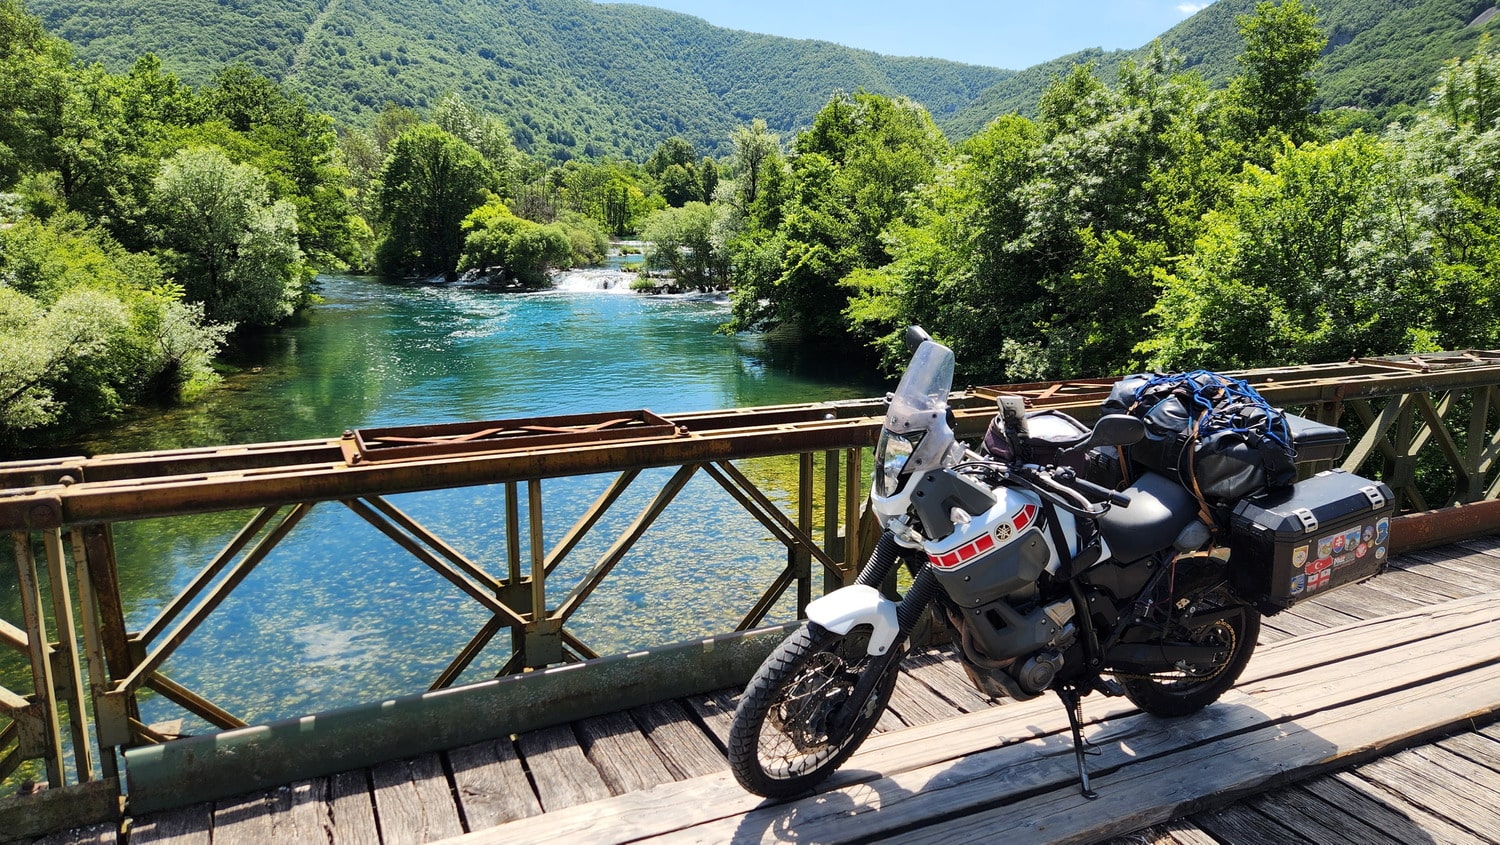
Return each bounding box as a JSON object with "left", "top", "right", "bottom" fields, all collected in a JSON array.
[
  {"left": 1280, "top": 599, "right": 1363, "bottom": 629},
  {"left": 1255, "top": 621, "right": 1296, "bottom": 643},
  {"left": 851, "top": 663, "right": 1500, "bottom": 845},
  {"left": 1365, "top": 566, "right": 1480, "bottom": 601},
  {"left": 1243, "top": 784, "right": 1396, "bottom": 844},
  {"left": 33, "top": 822, "right": 117, "bottom": 845},
  {"left": 1402, "top": 744, "right": 1500, "bottom": 800},
  {"left": 444, "top": 588, "right": 1500, "bottom": 845},
  {"left": 1455, "top": 536, "right": 1500, "bottom": 557},
  {"left": 901, "top": 650, "right": 996, "bottom": 713},
  {"left": 437, "top": 591, "right": 1500, "bottom": 845},
  {"left": 883, "top": 673, "right": 966, "bottom": 728},
  {"left": 447, "top": 739, "right": 542, "bottom": 831},
  {"left": 1257, "top": 609, "right": 1330, "bottom": 639},
  {"left": 1105, "top": 818, "right": 1221, "bottom": 845},
  {"left": 210, "top": 791, "right": 275, "bottom": 843},
  {"left": 1308, "top": 582, "right": 1425, "bottom": 619},
  {"left": 1191, "top": 804, "right": 1316, "bottom": 845},
  {"left": 681, "top": 690, "right": 737, "bottom": 749},
  {"left": 629, "top": 701, "right": 727, "bottom": 780},
  {"left": 327, "top": 770, "right": 381, "bottom": 845},
  {"left": 576, "top": 711, "right": 676, "bottom": 796},
  {"left": 270, "top": 779, "right": 332, "bottom": 845},
  {"left": 1245, "top": 592, "right": 1500, "bottom": 682},
  {"left": 426, "top": 685, "right": 1131, "bottom": 845},
  {"left": 1455, "top": 535, "right": 1500, "bottom": 554},
  {"left": 1331, "top": 752, "right": 1500, "bottom": 841},
  {"left": 515, "top": 725, "right": 611, "bottom": 812},
  {"left": 1301, "top": 772, "right": 1488, "bottom": 845},
  {"left": 1399, "top": 549, "right": 1500, "bottom": 590},
  {"left": 370, "top": 754, "right": 464, "bottom": 845},
  {"left": 1237, "top": 627, "right": 1500, "bottom": 716},
  {"left": 1433, "top": 731, "right": 1500, "bottom": 775}
]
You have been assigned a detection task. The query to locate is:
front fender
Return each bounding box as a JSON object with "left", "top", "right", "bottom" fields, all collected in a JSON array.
[{"left": 805, "top": 585, "right": 900, "bottom": 656}]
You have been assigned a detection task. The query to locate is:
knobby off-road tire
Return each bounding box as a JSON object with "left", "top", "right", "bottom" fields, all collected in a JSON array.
[
  {"left": 1119, "top": 588, "right": 1261, "bottom": 717},
  {"left": 728, "top": 622, "right": 899, "bottom": 799}
]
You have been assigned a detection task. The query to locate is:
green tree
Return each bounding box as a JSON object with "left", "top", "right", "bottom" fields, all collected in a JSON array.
[
  {"left": 152, "top": 146, "right": 308, "bottom": 326},
  {"left": 457, "top": 200, "right": 571, "bottom": 286},
  {"left": 0, "top": 0, "right": 71, "bottom": 189},
  {"left": 433, "top": 92, "right": 519, "bottom": 184},
  {"left": 0, "top": 215, "right": 230, "bottom": 447},
  {"left": 1142, "top": 133, "right": 1430, "bottom": 368},
  {"left": 727, "top": 119, "right": 782, "bottom": 213},
  {"left": 646, "top": 137, "right": 701, "bottom": 207},
  {"left": 996, "top": 50, "right": 1222, "bottom": 378},
  {"left": 201, "top": 64, "right": 363, "bottom": 269},
  {"left": 373, "top": 124, "right": 495, "bottom": 278},
  {"left": 641, "top": 201, "right": 724, "bottom": 286},
  {"left": 729, "top": 91, "right": 948, "bottom": 342},
  {"left": 1225, "top": 0, "right": 1327, "bottom": 154},
  {"left": 845, "top": 114, "right": 1044, "bottom": 377}
]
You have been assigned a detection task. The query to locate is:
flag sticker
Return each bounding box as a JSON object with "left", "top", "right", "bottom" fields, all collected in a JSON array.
[
  {"left": 1292, "top": 545, "right": 1309, "bottom": 568},
  {"left": 1306, "top": 570, "right": 1331, "bottom": 592}
]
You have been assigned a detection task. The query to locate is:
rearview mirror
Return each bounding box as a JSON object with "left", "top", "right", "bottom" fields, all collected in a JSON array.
[
  {"left": 1089, "top": 414, "right": 1146, "bottom": 448},
  {"left": 904, "top": 325, "right": 932, "bottom": 353}
]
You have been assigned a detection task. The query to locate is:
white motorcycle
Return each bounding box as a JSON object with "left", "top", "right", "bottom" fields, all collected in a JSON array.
[{"left": 728, "top": 327, "right": 1392, "bottom": 799}]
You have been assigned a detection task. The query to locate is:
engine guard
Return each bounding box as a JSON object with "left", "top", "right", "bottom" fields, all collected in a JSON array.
[{"left": 805, "top": 585, "right": 901, "bottom": 656}]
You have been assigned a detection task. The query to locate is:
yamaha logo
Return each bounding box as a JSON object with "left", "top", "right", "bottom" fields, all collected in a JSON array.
[{"left": 994, "top": 523, "right": 1013, "bottom": 542}]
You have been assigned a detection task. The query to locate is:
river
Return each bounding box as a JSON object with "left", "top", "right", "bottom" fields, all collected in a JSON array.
[{"left": 4, "top": 272, "right": 885, "bottom": 732}]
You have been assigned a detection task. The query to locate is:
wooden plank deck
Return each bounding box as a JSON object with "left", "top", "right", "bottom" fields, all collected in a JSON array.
[{"left": 16, "top": 536, "right": 1500, "bottom": 845}]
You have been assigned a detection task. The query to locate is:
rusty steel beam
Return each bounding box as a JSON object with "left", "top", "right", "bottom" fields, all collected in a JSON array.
[
  {"left": 0, "top": 419, "right": 886, "bottom": 531},
  {"left": 5, "top": 351, "right": 1500, "bottom": 531},
  {"left": 1390, "top": 499, "right": 1500, "bottom": 553}
]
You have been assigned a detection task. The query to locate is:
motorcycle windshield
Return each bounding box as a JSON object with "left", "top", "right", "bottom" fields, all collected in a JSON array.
[{"left": 885, "top": 340, "right": 954, "bottom": 437}]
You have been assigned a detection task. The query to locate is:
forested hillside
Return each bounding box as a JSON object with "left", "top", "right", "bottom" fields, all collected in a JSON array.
[
  {"left": 30, "top": 0, "right": 1500, "bottom": 157},
  {"left": 944, "top": 0, "right": 1500, "bottom": 137},
  {"left": 29, "top": 0, "right": 1010, "bottom": 160}
]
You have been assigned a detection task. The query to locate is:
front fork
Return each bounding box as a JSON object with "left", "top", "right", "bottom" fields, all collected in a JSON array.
[{"left": 823, "top": 531, "right": 941, "bottom": 734}]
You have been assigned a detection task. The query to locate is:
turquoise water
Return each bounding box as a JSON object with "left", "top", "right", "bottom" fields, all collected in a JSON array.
[{"left": 5, "top": 274, "right": 883, "bottom": 732}]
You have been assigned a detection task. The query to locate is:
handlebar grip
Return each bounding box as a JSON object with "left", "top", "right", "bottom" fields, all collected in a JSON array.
[{"left": 1069, "top": 474, "right": 1131, "bottom": 508}]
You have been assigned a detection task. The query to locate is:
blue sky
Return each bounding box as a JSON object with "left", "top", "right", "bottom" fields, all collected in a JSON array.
[{"left": 605, "top": 1, "right": 1213, "bottom": 69}]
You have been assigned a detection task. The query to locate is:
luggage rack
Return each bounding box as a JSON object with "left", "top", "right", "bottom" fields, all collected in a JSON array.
[{"left": 340, "top": 409, "right": 679, "bottom": 464}]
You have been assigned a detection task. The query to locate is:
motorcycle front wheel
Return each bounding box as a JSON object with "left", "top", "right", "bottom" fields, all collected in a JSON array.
[
  {"left": 1118, "top": 587, "right": 1261, "bottom": 717},
  {"left": 728, "top": 622, "right": 899, "bottom": 799}
]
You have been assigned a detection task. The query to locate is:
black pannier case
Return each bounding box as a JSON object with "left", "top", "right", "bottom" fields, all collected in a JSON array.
[{"left": 1229, "top": 469, "right": 1396, "bottom": 614}]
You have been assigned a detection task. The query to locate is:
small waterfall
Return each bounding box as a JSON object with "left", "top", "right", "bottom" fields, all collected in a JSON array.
[{"left": 551, "top": 267, "right": 634, "bottom": 292}]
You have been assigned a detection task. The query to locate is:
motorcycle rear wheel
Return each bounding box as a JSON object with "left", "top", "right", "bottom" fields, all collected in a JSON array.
[
  {"left": 1118, "top": 589, "right": 1260, "bottom": 717},
  {"left": 728, "top": 622, "right": 899, "bottom": 799}
]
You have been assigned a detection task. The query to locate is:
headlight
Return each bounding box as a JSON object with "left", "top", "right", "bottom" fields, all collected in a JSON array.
[{"left": 874, "top": 429, "right": 918, "bottom": 497}]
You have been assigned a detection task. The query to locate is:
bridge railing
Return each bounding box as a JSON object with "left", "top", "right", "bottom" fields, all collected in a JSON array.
[{"left": 1, "top": 350, "right": 1499, "bottom": 833}]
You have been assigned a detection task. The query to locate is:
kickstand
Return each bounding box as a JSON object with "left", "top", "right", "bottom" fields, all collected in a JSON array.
[{"left": 1056, "top": 686, "right": 1100, "bottom": 799}]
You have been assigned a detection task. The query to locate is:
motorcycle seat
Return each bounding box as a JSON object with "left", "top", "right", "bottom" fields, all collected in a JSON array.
[{"left": 1098, "top": 471, "right": 1199, "bottom": 563}]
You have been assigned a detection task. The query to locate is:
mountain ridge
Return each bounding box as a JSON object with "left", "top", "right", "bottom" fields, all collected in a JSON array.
[{"left": 28, "top": 0, "right": 1500, "bottom": 160}]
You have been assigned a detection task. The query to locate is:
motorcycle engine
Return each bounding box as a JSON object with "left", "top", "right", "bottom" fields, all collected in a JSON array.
[
  {"left": 922, "top": 476, "right": 1092, "bottom": 699},
  {"left": 946, "top": 596, "right": 1078, "bottom": 700}
]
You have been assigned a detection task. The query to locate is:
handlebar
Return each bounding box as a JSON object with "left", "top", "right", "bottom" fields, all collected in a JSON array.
[
  {"left": 1065, "top": 472, "right": 1132, "bottom": 508},
  {"left": 953, "top": 455, "right": 1131, "bottom": 514},
  {"left": 1021, "top": 465, "right": 1131, "bottom": 513}
]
